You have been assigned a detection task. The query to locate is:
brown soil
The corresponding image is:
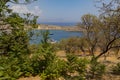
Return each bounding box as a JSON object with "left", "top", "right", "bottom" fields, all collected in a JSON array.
[{"left": 18, "top": 76, "right": 41, "bottom": 80}]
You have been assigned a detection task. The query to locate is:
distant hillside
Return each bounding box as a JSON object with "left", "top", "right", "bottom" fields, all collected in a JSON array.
[{"left": 37, "top": 24, "right": 83, "bottom": 31}]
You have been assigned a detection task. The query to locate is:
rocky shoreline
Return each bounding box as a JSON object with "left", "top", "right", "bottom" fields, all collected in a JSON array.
[{"left": 37, "top": 24, "right": 83, "bottom": 31}]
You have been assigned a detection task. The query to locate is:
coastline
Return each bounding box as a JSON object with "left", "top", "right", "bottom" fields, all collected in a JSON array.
[{"left": 37, "top": 24, "right": 83, "bottom": 32}]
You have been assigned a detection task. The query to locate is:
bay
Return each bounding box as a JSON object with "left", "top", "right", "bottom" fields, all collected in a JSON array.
[
  {"left": 30, "top": 22, "right": 82, "bottom": 44},
  {"left": 30, "top": 30, "right": 83, "bottom": 44}
]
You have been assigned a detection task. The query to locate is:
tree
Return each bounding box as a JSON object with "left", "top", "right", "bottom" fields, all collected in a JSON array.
[
  {"left": 80, "top": 14, "right": 101, "bottom": 57},
  {"left": 0, "top": 0, "right": 37, "bottom": 56},
  {"left": 0, "top": 0, "right": 37, "bottom": 18},
  {"left": 0, "top": 0, "right": 38, "bottom": 79},
  {"left": 78, "top": 0, "right": 120, "bottom": 60},
  {"left": 95, "top": 0, "right": 120, "bottom": 59}
]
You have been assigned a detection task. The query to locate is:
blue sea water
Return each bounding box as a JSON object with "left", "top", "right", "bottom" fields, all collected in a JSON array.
[
  {"left": 30, "top": 22, "right": 82, "bottom": 44},
  {"left": 30, "top": 30, "right": 82, "bottom": 44}
]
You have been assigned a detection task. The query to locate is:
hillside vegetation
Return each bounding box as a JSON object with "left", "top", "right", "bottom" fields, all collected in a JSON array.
[{"left": 0, "top": 0, "right": 120, "bottom": 80}]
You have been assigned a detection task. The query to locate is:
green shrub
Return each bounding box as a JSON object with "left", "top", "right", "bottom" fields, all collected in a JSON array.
[
  {"left": 65, "top": 54, "right": 89, "bottom": 80},
  {"left": 112, "top": 62, "right": 120, "bottom": 75},
  {"left": 41, "top": 58, "right": 67, "bottom": 80},
  {"left": 0, "top": 0, "right": 39, "bottom": 79},
  {"left": 58, "top": 37, "right": 88, "bottom": 54},
  {"left": 0, "top": 56, "right": 24, "bottom": 79},
  {"left": 30, "top": 30, "right": 64, "bottom": 80},
  {"left": 88, "top": 57, "right": 106, "bottom": 79},
  {"left": 0, "top": 53, "right": 35, "bottom": 79},
  {"left": 58, "top": 37, "right": 81, "bottom": 53}
]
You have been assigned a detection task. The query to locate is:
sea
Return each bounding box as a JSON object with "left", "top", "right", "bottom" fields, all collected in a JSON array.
[{"left": 30, "top": 22, "right": 82, "bottom": 44}]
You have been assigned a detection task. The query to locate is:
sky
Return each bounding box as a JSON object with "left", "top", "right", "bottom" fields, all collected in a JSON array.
[{"left": 10, "top": 0, "right": 99, "bottom": 23}]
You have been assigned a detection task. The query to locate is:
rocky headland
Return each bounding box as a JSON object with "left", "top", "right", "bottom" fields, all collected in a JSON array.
[{"left": 37, "top": 24, "right": 83, "bottom": 31}]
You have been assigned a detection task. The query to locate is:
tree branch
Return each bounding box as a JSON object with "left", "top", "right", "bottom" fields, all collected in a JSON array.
[{"left": 95, "top": 37, "right": 117, "bottom": 59}]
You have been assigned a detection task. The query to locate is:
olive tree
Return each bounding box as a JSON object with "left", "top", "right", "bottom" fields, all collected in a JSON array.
[
  {"left": 96, "top": 0, "right": 120, "bottom": 59},
  {"left": 78, "top": 0, "right": 120, "bottom": 60}
]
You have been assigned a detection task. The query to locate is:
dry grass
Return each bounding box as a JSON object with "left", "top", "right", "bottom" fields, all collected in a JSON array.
[{"left": 18, "top": 76, "right": 41, "bottom": 80}]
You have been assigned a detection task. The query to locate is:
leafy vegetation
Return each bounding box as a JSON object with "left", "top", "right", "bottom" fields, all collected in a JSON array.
[
  {"left": 88, "top": 57, "right": 106, "bottom": 79},
  {"left": 65, "top": 54, "right": 89, "bottom": 80},
  {"left": 0, "top": 0, "right": 120, "bottom": 80},
  {"left": 58, "top": 37, "right": 88, "bottom": 54},
  {"left": 77, "top": 0, "right": 120, "bottom": 60},
  {"left": 112, "top": 62, "right": 120, "bottom": 75}
]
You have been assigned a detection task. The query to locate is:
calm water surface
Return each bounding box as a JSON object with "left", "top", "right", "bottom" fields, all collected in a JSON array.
[
  {"left": 30, "top": 30, "right": 83, "bottom": 44},
  {"left": 30, "top": 22, "right": 82, "bottom": 44}
]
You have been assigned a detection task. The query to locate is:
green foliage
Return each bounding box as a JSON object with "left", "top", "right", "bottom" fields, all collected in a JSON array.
[
  {"left": 88, "top": 57, "right": 106, "bottom": 79},
  {"left": 58, "top": 37, "right": 87, "bottom": 54},
  {"left": 41, "top": 30, "right": 50, "bottom": 45},
  {"left": 0, "top": 54, "right": 33, "bottom": 79},
  {"left": 40, "top": 53, "right": 89, "bottom": 80},
  {"left": 23, "top": 13, "right": 38, "bottom": 28},
  {"left": 78, "top": 3, "right": 120, "bottom": 59},
  {"left": 112, "top": 62, "right": 120, "bottom": 75},
  {"left": 30, "top": 31, "right": 90, "bottom": 80},
  {"left": 0, "top": 0, "right": 38, "bottom": 79},
  {"left": 29, "top": 30, "right": 61, "bottom": 79},
  {"left": 40, "top": 30, "right": 56, "bottom": 64},
  {"left": 41, "top": 58, "right": 67, "bottom": 80},
  {"left": 0, "top": 13, "right": 30, "bottom": 56},
  {"left": 1, "top": 0, "right": 119, "bottom": 80},
  {"left": 65, "top": 54, "right": 89, "bottom": 80}
]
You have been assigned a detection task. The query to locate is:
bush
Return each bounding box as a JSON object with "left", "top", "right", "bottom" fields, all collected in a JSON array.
[
  {"left": 58, "top": 37, "right": 88, "bottom": 54},
  {"left": 40, "top": 53, "right": 89, "bottom": 80},
  {"left": 41, "top": 58, "right": 67, "bottom": 80},
  {"left": 29, "top": 30, "right": 65, "bottom": 80},
  {"left": 0, "top": 55, "right": 32, "bottom": 79},
  {"left": 112, "top": 62, "right": 120, "bottom": 75},
  {"left": 65, "top": 54, "right": 89, "bottom": 80},
  {"left": 88, "top": 57, "right": 106, "bottom": 79}
]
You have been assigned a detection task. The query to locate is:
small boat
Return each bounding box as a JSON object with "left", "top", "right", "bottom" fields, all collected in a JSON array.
[
  {"left": 47, "top": 39, "right": 57, "bottom": 44},
  {"left": 50, "top": 33, "right": 54, "bottom": 35}
]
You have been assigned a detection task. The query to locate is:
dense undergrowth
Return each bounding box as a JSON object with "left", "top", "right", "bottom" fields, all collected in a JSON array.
[
  {"left": 0, "top": 0, "right": 120, "bottom": 80},
  {"left": 0, "top": 30, "right": 120, "bottom": 80}
]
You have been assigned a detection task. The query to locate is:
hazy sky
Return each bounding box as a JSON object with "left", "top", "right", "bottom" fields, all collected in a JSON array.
[{"left": 10, "top": 0, "right": 99, "bottom": 23}]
